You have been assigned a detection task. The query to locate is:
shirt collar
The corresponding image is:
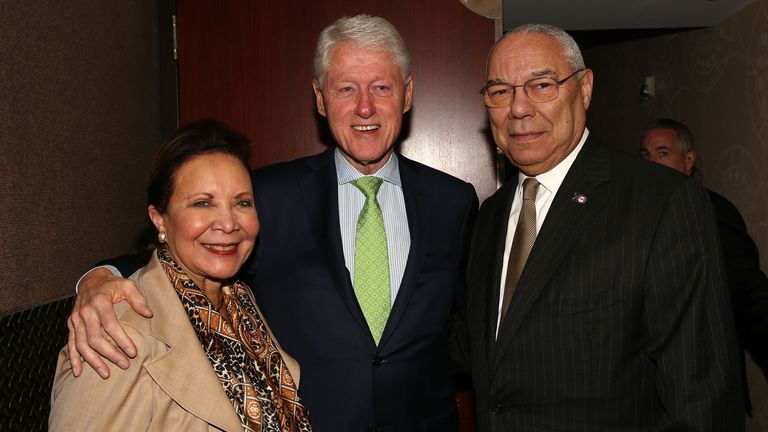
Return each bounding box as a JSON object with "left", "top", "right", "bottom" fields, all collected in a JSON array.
[
  {"left": 334, "top": 147, "right": 402, "bottom": 186},
  {"left": 518, "top": 128, "right": 589, "bottom": 194}
]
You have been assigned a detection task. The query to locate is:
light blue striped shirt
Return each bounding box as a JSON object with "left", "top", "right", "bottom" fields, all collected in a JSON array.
[{"left": 335, "top": 148, "right": 410, "bottom": 304}]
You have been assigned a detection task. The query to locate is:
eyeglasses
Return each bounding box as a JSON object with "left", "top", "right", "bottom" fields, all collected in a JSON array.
[{"left": 479, "top": 69, "right": 585, "bottom": 107}]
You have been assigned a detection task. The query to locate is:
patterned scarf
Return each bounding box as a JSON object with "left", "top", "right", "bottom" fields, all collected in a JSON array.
[{"left": 158, "top": 247, "right": 312, "bottom": 432}]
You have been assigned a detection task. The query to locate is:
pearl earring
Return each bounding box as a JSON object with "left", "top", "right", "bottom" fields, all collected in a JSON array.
[{"left": 158, "top": 231, "right": 167, "bottom": 244}]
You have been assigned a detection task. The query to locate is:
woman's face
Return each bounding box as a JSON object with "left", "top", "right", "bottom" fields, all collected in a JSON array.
[{"left": 148, "top": 152, "right": 258, "bottom": 289}]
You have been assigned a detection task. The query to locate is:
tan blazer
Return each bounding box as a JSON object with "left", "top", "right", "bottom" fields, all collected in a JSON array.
[{"left": 49, "top": 253, "right": 300, "bottom": 431}]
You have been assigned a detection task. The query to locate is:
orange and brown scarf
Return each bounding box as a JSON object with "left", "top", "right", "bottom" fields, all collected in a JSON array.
[{"left": 158, "top": 247, "right": 311, "bottom": 431}]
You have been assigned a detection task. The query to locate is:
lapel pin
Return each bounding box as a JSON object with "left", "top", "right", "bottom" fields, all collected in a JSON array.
[{"left": 571, "top": 192, "right": 587, "bottom": 204}]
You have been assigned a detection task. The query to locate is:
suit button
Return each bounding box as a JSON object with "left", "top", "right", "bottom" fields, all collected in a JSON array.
[
  {"left": 372, "top": 356, "right": 387, "bottom": 367},
  {"left": 491, "top": 403, "right": 503, "bottom": 415}
]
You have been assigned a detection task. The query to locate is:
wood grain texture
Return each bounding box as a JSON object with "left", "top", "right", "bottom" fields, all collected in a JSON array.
[{"left": 176, "top": 0, "right": 497, "bottom": 201}]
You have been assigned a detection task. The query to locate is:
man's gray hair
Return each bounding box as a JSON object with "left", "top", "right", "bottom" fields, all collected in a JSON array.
[
  {"left": 314, "top": 14, "right": 411, "bottom": 88},
  {"left": 642, "top": 118, "right": 696, "bottom": 154},
  {"left": 491, "top": 23, "right": 586, "bottom": 73}
]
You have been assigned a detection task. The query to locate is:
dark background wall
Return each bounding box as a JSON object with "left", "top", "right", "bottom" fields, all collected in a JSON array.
[{"left": 0, "top": 1, "right": 163, "bottom": 315}]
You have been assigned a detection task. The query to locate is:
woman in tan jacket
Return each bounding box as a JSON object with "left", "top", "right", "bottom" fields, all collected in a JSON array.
[{"left": 50, "top": 120, "right": 311, "bottom": 431}]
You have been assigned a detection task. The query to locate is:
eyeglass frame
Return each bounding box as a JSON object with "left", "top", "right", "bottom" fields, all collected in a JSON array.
[{"left": 479, "top": 68, "right": 586, "bottom": 107}]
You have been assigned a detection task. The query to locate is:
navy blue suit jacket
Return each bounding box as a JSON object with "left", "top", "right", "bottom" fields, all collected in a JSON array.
[{"left": 243, "top": 148, "right": 477, "bottom": 432}]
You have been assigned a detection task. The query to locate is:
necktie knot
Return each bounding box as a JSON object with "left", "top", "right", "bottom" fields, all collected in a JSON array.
[
  {"left": 522, "top": 177, "right": 540, "bottom": 202},
  {"left": 352, "top": 176, "right": 384, "bottom": 199}
]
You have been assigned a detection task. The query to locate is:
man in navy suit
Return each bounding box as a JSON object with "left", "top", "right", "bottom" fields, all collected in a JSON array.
[
  {"left": 453, "top": 24, "right": 744, "bottom": 430},
  {"left": 67, "top": 15, "right": 477, "bottom": 432}
]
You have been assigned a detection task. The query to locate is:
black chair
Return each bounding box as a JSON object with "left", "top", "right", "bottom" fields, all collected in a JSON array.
[{"left": 0, "top": 296, "right": 75, "bottom": 432}]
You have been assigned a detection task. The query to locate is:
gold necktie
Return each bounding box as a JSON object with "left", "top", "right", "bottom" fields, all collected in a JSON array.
[{"left": 500, "top": 177, "right": 540, "bottom": 322}]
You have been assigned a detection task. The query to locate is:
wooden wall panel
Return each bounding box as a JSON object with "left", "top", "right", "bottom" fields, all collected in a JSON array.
[{"left": 176, "top": 0, "right": 497, "bottom": 200}]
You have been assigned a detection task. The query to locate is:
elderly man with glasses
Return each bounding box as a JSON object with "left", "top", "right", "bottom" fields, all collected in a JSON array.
[{"left": 452, "top": 23, "right": 744, "bottom": 431}]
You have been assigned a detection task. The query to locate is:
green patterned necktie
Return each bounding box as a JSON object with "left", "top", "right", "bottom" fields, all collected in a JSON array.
[{"left": 351, "top": 176, "right": 391, "bottom": 345}]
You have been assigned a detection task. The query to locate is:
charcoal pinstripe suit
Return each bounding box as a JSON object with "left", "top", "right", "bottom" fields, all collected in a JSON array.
[{"left": 455, "top": 135, "right": 744, "bottom": 431}]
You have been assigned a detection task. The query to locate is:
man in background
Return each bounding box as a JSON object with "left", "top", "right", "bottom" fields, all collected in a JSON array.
[{"left": 641, "top": 118, "right": 768, "bottom": 387}]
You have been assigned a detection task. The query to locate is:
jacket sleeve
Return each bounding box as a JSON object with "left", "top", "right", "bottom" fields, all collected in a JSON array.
[
  {"left": 710, "top": 191, "right": 768, "bottom": 378},
  {"left": 95, "top": 254, "right": 148, "bottom": 278},
  {"left": 643, "top": 178, "right": 744, "bottom": 430},
  {"left": 449, "top": 183, "right": 479, "bottom": 375}
]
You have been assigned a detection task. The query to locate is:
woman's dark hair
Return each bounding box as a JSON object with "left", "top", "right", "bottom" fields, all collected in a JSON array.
[
  {"left": 147, "top": 119, "right": 251, "bottom": 213},
  {"left": 135, "top": 119, "right": 251, "bottom": 258}
]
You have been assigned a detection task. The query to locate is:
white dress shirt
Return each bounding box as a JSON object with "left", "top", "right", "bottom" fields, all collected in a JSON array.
[{"left": 335, "top": 149, "right": 410, "bottom": 305}]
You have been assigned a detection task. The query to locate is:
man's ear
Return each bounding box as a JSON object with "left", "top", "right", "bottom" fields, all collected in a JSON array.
[
  {"left": 403, "top": 76, "right": 414, "bottom": 113},
  {"left": 579, "top": 69, "right": 594, "bottom": 110},
  {"left": 313, "top": 79, "right": 327, "bottom": 117},
  {"left": 684, "top": 150, "right": 697, "bottom": 176}
]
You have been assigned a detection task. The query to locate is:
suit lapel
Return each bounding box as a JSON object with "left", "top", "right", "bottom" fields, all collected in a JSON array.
[
  {"left": 378, "top": 156, "right": 426, "bottom": 347},
  {"left": 470, "top": 182, "right": 517, "bottom": 376},
  {"left": 479, "top": 183, "right": 517, "bottom": 344},
  {"left": 491, "top": 137, "right": 613, "bottom": 372},
  {"left": 298, "top": 148, "right": 372, "bottom": 338},
  {"left": 136, "top": 257, "right": 242, "bottom": 432}
]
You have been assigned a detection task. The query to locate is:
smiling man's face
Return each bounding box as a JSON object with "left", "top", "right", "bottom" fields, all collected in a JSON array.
[
  {"left": 313, "top": 42, "right": 413, "bottom": 174},
  {"left": 486, "top": 33, "right": 592, "bottom": 176}
]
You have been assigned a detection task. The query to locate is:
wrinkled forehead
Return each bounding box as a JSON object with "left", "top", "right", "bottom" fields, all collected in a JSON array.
[
  {"left": 324, "top": 43, "right": 402, "bottom": 82},
  {"left": 488, "top": 33, "right": 569, "bottom": 80},
  {"left": 329, "top": 42, "right": 398, "bottom": 68}
]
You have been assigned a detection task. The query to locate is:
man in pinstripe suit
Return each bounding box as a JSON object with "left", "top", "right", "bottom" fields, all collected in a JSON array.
[{"left": 453, "top": 23, "right": 745, "bottom": 430}]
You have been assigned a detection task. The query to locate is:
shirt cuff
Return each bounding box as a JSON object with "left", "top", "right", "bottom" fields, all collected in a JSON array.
[{"left": 74, "top": 265, "right": 121, "bottom": 294}]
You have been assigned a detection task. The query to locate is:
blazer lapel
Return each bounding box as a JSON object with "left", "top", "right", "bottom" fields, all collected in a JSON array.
[
  {"left": 478, "top": 182, "right": 518, "bottom": 344},
  {"left": 471, "top": 181, "right": 517, "bottom": 376},
  {"left": 491, "top": 137, "right": 612, "bottom": 372},
  {"left": 298, "top": 148, "right": 372, "bottom": 338},
  {"left": 137, "top": 256, "right": 242, "bottom": 432},
  {"left": 378, "top": 156, "right": 427, "bottom": 347}
]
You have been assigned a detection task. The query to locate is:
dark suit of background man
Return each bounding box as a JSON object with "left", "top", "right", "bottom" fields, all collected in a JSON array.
[
  {"left": 452, "top": 24, "right": 744, "bottom": 431},
  {"left": 640, "top": 118, "right": 768, "bottom": 412},
  {"left": 67, "top": 15, "right": 477, "bottom": 432}
]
